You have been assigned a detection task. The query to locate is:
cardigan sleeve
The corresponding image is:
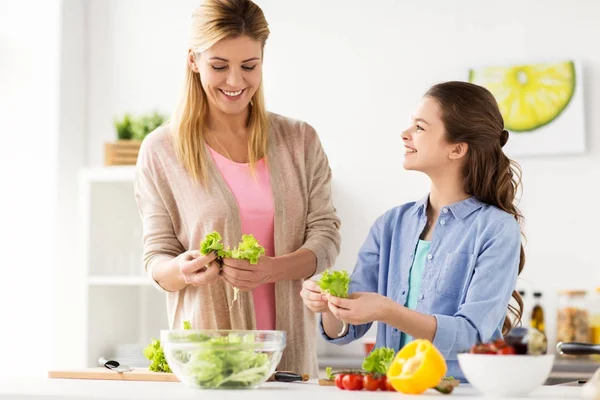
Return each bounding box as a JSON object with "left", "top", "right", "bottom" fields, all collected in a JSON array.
[
  {"left": 133, "top": 138, "right": 185, "bottom": 291},
  {"left": 299, "top": 123, "right": 342, "bottom": 275}
]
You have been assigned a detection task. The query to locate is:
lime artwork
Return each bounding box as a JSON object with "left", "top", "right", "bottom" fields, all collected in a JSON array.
[{"left": 468, "top": 59, "right": 585, "bottom": 157}]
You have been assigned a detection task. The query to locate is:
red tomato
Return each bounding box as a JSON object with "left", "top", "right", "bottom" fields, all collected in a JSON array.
[
  {"left": 342, "top": 374, "right": 363, "bottom": 391},
  {"left": 379, "top": 375, "right": 388, "bottom": 391},
  {"left": 335, "top": 374, "right": 346, "bottom": 390},
  {"left": 498, "top": 345, "right": 516, "bottom": 355},
  {"left": 363, "top": 374, "right": 381, "bottom": 391}
]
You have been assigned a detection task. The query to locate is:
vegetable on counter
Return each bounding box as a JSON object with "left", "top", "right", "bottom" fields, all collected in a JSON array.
[
  {"left": 143, "top": 320, "right": 192, "bottom": 373},
  {"left": 323, "top": 343, "right": 456, "bottom": 394},
  {"left": 362, "top": 347, "right": 395, "bottom": 375},
  {"left": 199, "top": 231, "right": 266, "bottom": 308},
  {"left": 386, "top": 339, "right": 447, "bottom": 395},
  {"left": 181, "top": 332, "right": 271, "bottom": 389},
  {"left": 318, "top": 269, "right": 351, "bottom": 337}
]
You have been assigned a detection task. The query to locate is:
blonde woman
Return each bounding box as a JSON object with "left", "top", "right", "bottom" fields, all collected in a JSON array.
[{"left": 133, "top": 0, "right": 341, "bottom": 376}]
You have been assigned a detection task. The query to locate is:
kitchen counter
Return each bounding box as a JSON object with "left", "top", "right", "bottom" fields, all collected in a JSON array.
[{"left": 0, "top": 378, "right": 585, "bottom": 400}]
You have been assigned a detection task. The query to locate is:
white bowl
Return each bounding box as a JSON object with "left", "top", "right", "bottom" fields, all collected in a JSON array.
[{"left": 457, "top": 353, "right": 554, "bottom": 397}]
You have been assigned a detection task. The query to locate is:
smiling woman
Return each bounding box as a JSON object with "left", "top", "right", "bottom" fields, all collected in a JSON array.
[{"left": 133, "top": 0, "right": 341, "bottom": 378}]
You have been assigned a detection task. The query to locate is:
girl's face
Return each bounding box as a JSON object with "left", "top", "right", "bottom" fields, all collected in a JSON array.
[
  {"left": 401, "top": 96, "right": 465, "bottom": 174},
  {"left": 189, "top": 35, "right": 263, "bottom": 117}
]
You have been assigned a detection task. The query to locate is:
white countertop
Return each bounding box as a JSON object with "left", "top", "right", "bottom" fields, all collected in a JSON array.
[{"left": 0, "top": 378, "right": 584, "bottom": 400}]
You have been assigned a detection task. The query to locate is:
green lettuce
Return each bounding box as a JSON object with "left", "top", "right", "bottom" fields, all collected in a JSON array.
[
  {"left": 199, "top": 231, "right": 230, "bottom": 258},
  {"left": 362, "top": 347, "right": 395, "bottom": 375},
  {"left": 318, "top": 269, "right": 350, "bottom": 298},
  {"left": 143, "top": 320, "right": 191, "bottom": 373},
  {"left": 199, "top": 232, "right": 265, "bottom": 308},
  {"left": 182, "top": 333, "right": 271, "bottom": 388}
]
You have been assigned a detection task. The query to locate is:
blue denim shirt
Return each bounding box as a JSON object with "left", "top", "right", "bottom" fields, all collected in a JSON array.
[{"left": 320, "top": 195, "right": 521, "bottom": 380}]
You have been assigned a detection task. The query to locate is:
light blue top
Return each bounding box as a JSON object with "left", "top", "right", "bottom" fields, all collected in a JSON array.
[
  {"left": 400, "top": 239, "right": 431, "bottom": 347},
  {"left": 320, "top": 195, "right": 521, "bottom": 380}
]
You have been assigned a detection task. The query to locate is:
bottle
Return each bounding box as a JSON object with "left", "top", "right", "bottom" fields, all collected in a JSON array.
[
  {"left": 591, "top": 287, "right": 600, "bottom": 345},
  {"left": 530, "top": 291, "right": 545, "bottom": 334},
  {"left": 518, "top": 290, "right": 528, "bottom": 327}
]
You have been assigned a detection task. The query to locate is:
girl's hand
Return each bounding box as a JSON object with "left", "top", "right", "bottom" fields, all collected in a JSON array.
[
  {"left": 221, "top": 256, "right": 274, "bottom": 291},
  {"left": 177, "top": 250, "right": 220, "bottom": 286},
  {"left": 327, "top": 292, "right": 390, "bottom": 325},
  {"left": 300, "top": 280, "right": 329, "bottom": 313}
]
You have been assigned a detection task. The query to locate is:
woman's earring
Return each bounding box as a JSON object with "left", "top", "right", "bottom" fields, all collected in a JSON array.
[{"left": 250, "top": 99, "right": 254, "bottom": 106}]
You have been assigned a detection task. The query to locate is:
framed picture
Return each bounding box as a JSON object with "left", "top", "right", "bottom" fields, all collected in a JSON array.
[{"left": 468, "top": 59, "right": 585, "bottom": 157}]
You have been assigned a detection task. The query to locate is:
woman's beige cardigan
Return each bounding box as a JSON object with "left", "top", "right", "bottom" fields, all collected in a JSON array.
[{"left": 134, "top": 113, "right": 342, "bottom": 377}]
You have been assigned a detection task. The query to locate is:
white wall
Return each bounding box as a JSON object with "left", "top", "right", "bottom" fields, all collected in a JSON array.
[
  {"left": 85, "top": 0, "right": 600, "bottom": 354},
  {"left": 0, "top": 0, "right": 61, "bottom": 376}
]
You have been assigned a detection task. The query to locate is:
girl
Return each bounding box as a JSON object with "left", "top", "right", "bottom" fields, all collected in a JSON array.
[{"left": 301, "top": 81, "right": 524, "bottom": 380}]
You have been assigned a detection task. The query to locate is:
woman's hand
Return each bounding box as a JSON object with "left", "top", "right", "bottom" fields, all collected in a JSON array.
[
  {"left": 300, "top": 280, "right": 329, "bottom": 313},
  {"left": 220, "top": 256, "right": 275, "bottom": 291},
  {"left": 177, "top": 250, "right": 220, "bottom": 286},
  {"left": 327, "top": 292, "right": 391, "bottom": 325}
]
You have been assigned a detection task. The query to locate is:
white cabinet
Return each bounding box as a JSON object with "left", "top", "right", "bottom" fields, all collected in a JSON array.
[{"left": 76, "top": 166, "right": 168, "bottom": 368}]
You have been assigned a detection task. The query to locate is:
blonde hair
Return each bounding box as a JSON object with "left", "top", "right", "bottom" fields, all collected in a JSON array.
[{"left": 172, "top": 0, "right": 270, "bottom": 184}]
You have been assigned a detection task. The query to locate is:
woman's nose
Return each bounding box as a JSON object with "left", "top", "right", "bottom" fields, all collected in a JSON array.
[{"left": 226, "top": 69, "right": 243, "bottom": 87}]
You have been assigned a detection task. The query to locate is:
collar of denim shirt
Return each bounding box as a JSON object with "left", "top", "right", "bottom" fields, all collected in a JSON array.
[{"left": 411, "top": 194, "right": 485, "bottom": 220}]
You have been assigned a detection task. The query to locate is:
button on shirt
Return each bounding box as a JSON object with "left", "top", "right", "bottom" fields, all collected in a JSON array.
[{"left": 320, "top": 195, "right": 521, "bottom": 380}]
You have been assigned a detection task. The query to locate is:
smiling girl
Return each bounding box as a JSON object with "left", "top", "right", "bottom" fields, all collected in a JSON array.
[{"left": 301, "top": 81, "right": 524, "bottom": 380}]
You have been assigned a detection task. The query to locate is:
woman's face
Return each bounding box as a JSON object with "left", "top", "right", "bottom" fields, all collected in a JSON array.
[
  {"left": 401, "top": 96, "right": 463, "bottom": 174},
  {"left": 190, "top": 35, "right": 263, "bottom": 117}
]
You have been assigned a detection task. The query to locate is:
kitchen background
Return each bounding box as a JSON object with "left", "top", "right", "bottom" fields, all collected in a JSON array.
[{"left": 1, "top": 0, "right": 600, "bottom": 378}]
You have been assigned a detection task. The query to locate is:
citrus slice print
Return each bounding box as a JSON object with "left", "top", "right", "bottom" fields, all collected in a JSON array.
[{"left": 468, "top": 60, "right": 576, "bottom": 132}]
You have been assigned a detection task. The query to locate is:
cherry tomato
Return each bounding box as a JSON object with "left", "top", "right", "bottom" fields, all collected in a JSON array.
[
  {"left": 497, "top": 345, "right": 516, "bottom": 355},
  {"left": 335, "top": 374, "right": 346, "bottom": 390},
  {"left": 342, "top": 374, "right": 363, "bottom": 391},
  {"left": 363, "top": 374, "right": 381, "bottom": 391},
  {"left": 379, "top": 375, "right": 390, "bottom": 391}
]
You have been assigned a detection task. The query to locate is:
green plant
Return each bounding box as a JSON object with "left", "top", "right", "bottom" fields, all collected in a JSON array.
[{"left": 114, "top": 111, "right": 168, "bottom": 141}]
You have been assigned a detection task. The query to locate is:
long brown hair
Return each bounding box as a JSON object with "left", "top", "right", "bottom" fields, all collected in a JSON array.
[
  {"left": 172, "top": 0, "right": 270, "bottom": 184},
  {"left": 425, "top": 81, "right": 525, "bottom": 335}
]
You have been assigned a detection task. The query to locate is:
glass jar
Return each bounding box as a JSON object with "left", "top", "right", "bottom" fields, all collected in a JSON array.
[{"left": 557, "top": 290, "right": 590, "bottom": 344}]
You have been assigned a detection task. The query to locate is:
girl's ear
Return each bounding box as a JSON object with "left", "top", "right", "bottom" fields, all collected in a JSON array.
[
  {"left": 449, "top": 142, "right": 468, "bottom": 160},
  {"left": 188, "top": 50, "right": 199, "bottom": 73}
]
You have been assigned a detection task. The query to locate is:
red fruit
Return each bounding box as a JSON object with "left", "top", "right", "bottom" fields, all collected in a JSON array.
[
  {"left": 335, "top": 374, "right": 346, "bottom": 390},
  {"left": 379, "top": 375, "right": 388, "bottom": 391},
  {"left": 498, "top": 345, "right": 516, "bottom": 355},
  {"left": 342, "top": 374, "right": 363, "bottom": 391},
  {"left": 363, "top": 374, "right": 381, "bottom": 391}
]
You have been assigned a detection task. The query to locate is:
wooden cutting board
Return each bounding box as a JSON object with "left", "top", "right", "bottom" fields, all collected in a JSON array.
[{"left": 48, "top": 367, "right": 179, "bottom": 382}]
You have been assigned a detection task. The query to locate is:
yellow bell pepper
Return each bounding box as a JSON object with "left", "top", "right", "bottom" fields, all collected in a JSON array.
[{"left": 386, "top": 339, "right": 447, "bottom": 394}]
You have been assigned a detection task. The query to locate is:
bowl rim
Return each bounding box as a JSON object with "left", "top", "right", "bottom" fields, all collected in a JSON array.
[{"left": 457, "top": 353, "right": 555, "bottom": 358}]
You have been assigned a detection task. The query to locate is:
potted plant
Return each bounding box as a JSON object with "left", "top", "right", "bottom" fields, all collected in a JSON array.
[{"left": 105, "top": 111, "right": 168, "bottom": 166}]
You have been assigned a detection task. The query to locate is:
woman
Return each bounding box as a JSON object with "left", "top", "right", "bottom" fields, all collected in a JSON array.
[
  {"left": 134, "top": 0, "right": 341, "bottom": 377},
  {"left": 301, "top": 81, "right": 524, "bottom": 380}
]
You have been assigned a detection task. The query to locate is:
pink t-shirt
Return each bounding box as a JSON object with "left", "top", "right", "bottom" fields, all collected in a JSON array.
[{"left": 208, "top": 146, "right": 276, "bottom": 331}]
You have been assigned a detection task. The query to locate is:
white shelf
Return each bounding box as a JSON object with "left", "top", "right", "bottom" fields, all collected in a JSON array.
[
  {"left": 80, "top": 166, "right": 135, "bottom": 182},
  {"left": 88, "top": 276, "right": 151, "bottom": 286}
]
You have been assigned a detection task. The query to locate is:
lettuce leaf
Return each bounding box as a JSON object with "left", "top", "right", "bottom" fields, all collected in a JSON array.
[
  {"left": 318, "top": 269, "right": 350, "bottom": 298},
  {"left": 362, "top": 347, "right": 395, "bottom": 375},
  {"left": 183, "top": 333, "right": 271, "bottom": 388},
  {"left": 144, "top": 320, "right": 191, "bottom": 373},
  {"left": 199, "top": 232, "right": 266, "bottom": 308}
]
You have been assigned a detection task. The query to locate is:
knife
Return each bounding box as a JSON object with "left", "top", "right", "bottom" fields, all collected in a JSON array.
[
  {"left": 98, "top": 357, "right": 134, "bottom": 373},
  {"left": 268, "top": 371, "right": 309, "bottom": 382}
]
